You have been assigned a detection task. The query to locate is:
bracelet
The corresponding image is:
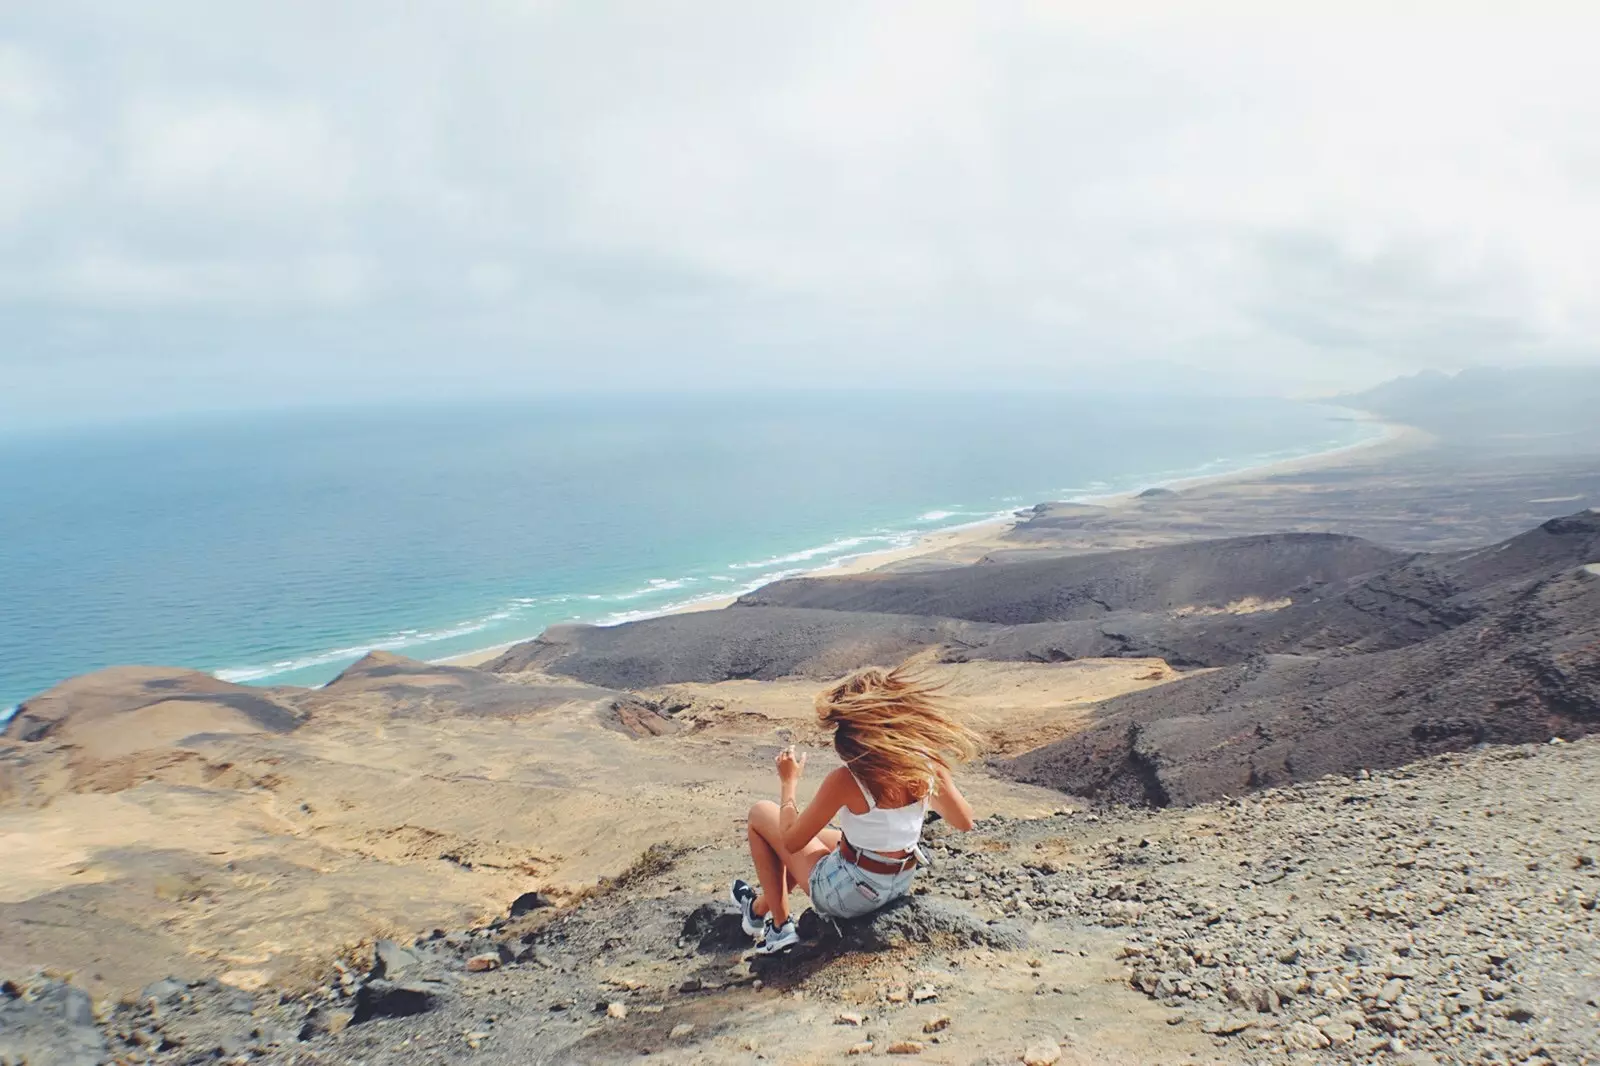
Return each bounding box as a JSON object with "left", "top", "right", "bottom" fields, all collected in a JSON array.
[{"left": 780, "top": 800, "right": 798, "bottom": 812}]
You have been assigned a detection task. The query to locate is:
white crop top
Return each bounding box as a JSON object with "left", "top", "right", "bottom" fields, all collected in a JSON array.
[{"left": 838, "top": 770, "right": 928, "bottom": 853}]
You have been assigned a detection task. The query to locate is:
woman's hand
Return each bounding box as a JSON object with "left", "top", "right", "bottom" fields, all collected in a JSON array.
[
  {"left": 775, "top": 745, "right": 807, "bottom": 784},
  {"left": 928, "top": 764, "right": 976, "bottom": 831}
]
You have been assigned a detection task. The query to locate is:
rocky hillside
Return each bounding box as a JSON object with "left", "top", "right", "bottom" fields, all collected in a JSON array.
[
  {"left": 734, "top": 533, "right": 1404, "bottom": 624},
  {"left": 488, "top": 511, "right": 1600, "bottom": 803},
  {"left": 7, "top": 737, "right": 1594, "bottom": 1065},
  {"left": 1001, "top": 516, "right": 1600, "bottom": 805}
]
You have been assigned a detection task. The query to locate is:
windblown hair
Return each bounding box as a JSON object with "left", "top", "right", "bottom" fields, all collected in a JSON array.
[{"left": 815, "top": 664, "right": 981, "bottom": 804}]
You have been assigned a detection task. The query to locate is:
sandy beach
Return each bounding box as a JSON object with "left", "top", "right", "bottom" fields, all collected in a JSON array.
[{"left": 440, "top": 410, "right": 1420, "bottom": 668}]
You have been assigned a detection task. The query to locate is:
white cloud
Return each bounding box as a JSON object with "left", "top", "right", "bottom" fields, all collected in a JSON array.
[
  {"left": 122, "top": 95, "right": 354, "bottom": 210},
  {"left": 0, "top": 45, "right": 86, "bottom": 228},
  {"left": 1, "top": 1, "right": 1598, "bottom": 423}
]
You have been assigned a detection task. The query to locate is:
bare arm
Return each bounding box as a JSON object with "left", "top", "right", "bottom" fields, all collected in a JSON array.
[
  {"left": 779, "top": 761, "right": 852, "bottom": 854},
  {"left": 927, "top": 764, "right": 975, "bottom": 831}
]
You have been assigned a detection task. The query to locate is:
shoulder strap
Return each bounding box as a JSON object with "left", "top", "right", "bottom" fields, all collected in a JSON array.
[{"left": 847, "top": 769, "right": 877, "bottom": 810}]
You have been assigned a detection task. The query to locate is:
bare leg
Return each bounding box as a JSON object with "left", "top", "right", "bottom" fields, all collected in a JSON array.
[
  {"left": 745, "top": 800, "right": 786, "bottom": 920},
  {"left": 745, "top": 800, "right": 839, "bottom": 926}
]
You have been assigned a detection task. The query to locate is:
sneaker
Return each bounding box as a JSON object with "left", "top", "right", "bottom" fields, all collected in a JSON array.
[
  {"left": 730, "top": 879, "right": 762, "bottom": 938},
  {"left": 757, "top": 917, "right": 799, "bottom": 955}
]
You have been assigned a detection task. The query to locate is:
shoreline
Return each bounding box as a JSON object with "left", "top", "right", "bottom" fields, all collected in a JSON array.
[
  {"left": 438, "top": 516, "right": 1019, "bottom": 667},
  {"left": 1076, "top": 408, "right": 1426, "bottom": 507},
  {"left": 439, "top": 411, "right": 1418, "bottom": 669}
]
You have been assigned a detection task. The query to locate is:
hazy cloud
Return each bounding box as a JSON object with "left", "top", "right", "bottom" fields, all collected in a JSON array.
[{"left": 2, "top": 2, "right": 1598, "bottom": 426}]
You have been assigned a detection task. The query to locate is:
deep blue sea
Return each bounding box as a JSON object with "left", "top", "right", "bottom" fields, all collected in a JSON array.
[{"left": 0, "top": 393, "right": 1381, "bottom": 711}]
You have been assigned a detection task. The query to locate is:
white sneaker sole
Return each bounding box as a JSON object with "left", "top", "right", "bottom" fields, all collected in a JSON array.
[
  {"left": 757, "top": 935, "right": 798, "bottom": 955},
  {"left": 730, "top": 883, "right": 762, "bottom": 938}
]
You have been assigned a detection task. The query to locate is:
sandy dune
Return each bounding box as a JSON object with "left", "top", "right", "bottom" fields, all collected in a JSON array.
[{"left": 0, "top": 651, "right": 1174, "bottom": 996}]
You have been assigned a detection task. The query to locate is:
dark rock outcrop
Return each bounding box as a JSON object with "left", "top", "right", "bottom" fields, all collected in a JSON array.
[
  {"left": 598, "top": 696, "right": 686, "bottom": 738},
  {"left": 794, "top": 896, "right": 1027, "bottom": 953},
  {"left": 1002, "top": 556, "right": 1600, "bottom": 806},
  {"left": 351, "top": 979, "right": 445, "bottom": 1022}
]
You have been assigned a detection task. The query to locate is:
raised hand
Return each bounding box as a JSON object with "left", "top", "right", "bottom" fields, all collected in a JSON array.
[{"left": 775, "top": 745, "right": 807, "bottom": 785}]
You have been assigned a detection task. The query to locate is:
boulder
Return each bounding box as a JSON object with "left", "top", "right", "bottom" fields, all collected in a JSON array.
[
  {"left": 369, "top": 939, "right": 423, "bottom": 981},
  {"left": 351, "top": 979, "right": 445, "bottom": 1023},
  {"left": 509, "top": 890, "right": 554, "bottom": 917},
  {"left": 681, "top": 903, "right": 751, "bottom": 953},
  {"left": 796, "top": 896, "right": 1027, "bottom": 953}
]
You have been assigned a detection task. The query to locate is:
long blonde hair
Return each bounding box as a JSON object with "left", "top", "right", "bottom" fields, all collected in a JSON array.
[{"left": 815, "top": 664, "right": 981, "bottom": 803}]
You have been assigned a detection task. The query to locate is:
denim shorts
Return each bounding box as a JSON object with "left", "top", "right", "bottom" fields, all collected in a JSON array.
[{"left": 808, "top": 847, "right": 917, "bottom": 920}]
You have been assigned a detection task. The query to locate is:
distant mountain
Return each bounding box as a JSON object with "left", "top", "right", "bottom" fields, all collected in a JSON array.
[{"left": 1344, "top": 365, "right": 1600, "bottom": 450}]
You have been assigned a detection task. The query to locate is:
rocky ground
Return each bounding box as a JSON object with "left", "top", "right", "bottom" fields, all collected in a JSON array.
[{"left": 7, "top": 737, "right": 1594, "bottom": 1066}]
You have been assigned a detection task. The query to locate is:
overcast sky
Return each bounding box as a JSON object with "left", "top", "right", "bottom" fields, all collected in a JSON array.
[{"left": 3, "top": 2, "right": 1598, "bottom": 428}]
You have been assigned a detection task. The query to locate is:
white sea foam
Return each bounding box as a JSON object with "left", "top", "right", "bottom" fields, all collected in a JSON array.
[
  {"left": 214, "top": 614, "right": 509, "bottom": 683},
  {"left": 216, "top": 422, "right": 1394, "bottom": 687},
  {"left": 726, "top": 536, "right": 881, "bottom": 571}
]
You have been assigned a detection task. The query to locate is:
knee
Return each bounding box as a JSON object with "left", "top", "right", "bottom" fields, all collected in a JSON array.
[{"left": 745, "top": 797, "right": 777, "bottom": 832}]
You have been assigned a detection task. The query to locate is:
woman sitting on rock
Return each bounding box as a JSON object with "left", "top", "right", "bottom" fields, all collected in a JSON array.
[{"left": 732, "top": 665, "right": 979, "bottom": 953}]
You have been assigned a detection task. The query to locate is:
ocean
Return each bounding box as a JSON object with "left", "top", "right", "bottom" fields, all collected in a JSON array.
[{"left": 0, "top": 392, "right": 1382, "bottom": 711}]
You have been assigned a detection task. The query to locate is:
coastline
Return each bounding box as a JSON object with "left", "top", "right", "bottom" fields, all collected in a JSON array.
[
  {"left": 438, "top": 517, "right": 1019, "bottom": 667},
  {"left": 439, "top": 410, "right": 1418, "bottom": 669},
  {"left": 1077, "top": 408, "right": 1427, "bottom": 507}
]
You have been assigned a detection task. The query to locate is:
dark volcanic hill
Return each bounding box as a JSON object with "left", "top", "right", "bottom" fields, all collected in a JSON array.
[
  {"left": 483, "top": 610, "right": 995, "bottom": 688},
  {"left": 734, "top": 532, "right": 1403, "bottom": 624},
  {"left": 999, "top": 512, "right": 1600, "bottom": 804},
  {"left": 491, "top": 511, "right": 1600, "bottom": 803}
]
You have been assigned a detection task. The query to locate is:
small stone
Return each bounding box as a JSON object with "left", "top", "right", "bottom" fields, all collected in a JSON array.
[
  {"left": 465, "top": 954, "right": 501, "bottom": 973},
  {"left": 465, "top": 1031, "right": 487, "bottom": 1050},
  {"left": 887, "top": 1040, "right": 926, "bottom": 1055},
  {"left": 923, "top": 1014, "right": 951, "bottom": 1033},
  {"left": 1283, "top": 1022, "right": 1330, "bottom": 1050},
  {"left": 885, "top": 984, "right": 909, "bottom": 1003},
  {"left": 299, "top": 1006, "right": 354, "bottom": 1039},
  {"left": 669, "top": 1023, "right": 694, "bottom": 1039},
  {"left": 911, "top": 984, "right": 938, "bottom": 1003},
  {"left": 1202, "top": 1015, "right": 1255, "bottom": 1036},
  {"left": 847, "top": 1042, "right": 875, "bottom": 1056},
  {"left": 1021, "top": 1042, "right": 1062, "bottom": 1066},
  {"left": 1319, "top": 1020, "right": 1356, "bottom": 1045},
  {"left": 835, "top": 1011, "right": 864, "bottom": 1026},
  {"left": 606, "top": 1002, "right": 627, "bottom": 1019}
]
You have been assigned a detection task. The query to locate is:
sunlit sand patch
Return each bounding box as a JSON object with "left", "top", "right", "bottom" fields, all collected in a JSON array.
[{"left": 1169, "top": 595, "right": 1292, "bottom": 617}]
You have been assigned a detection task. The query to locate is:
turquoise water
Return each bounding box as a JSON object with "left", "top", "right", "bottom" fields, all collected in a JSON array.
[{"left": 0, "top": 393, "right": 1380, "bottom": 710}]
